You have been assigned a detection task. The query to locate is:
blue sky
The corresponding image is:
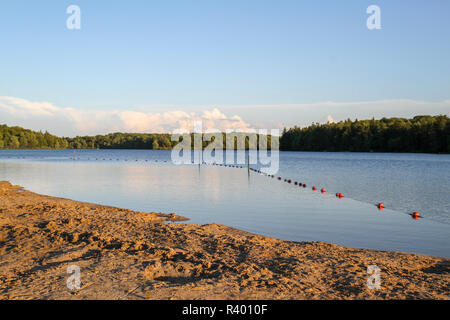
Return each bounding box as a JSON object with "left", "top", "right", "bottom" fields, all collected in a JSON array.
[{"left": 0, "top": 0, "right": 449, "bottom": 135}]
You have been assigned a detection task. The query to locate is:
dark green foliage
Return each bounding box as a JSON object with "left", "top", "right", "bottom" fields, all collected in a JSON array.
[
  {"left": 65, "top": 132, "right": 175, "bottom": 150},
  {"left": 0, "top": 125, "right": 68, "bottom": 149},
  {"left": 0, "top": 126, "right": 271, "bottom": 150},
  {"left": 280, "top": 115, "right": 450, "bottom": 153}
]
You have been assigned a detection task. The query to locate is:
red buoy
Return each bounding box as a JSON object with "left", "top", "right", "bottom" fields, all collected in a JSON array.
[
  {"left": 321, "top": 188, "right": 326, "bottom": 193},
  {"left": 336, "top": 193, "right": 339, "bottom": 197},
  {"left": 377, "top": 203, "right": 384, "bottom": 210},
  {"left": 312, "top": 186, "right": 317, "bottom": 191},
  {"left": 339, "top": 193, "right": 344, "bottom": 198},
  {"left": 278, "top": 177, "right": 281, "bottom": 180},
  {"left": 288, "top": 180, "right": 292, "bottom": 183},
  {"left": 303, "top": 184, "right": 306, "bottom": 188},
  {"left": 412, "top": 212, "right": 420, "bottom": 219}
]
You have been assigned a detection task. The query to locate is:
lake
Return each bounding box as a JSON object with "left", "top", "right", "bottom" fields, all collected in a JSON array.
[{"left": 0, "top": 149, "right": 449, "bottom": 257}]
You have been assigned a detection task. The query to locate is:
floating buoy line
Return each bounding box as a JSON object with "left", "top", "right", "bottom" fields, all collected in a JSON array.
[{"left": 210, "top": 162, "right": 423, "bottom": 221}]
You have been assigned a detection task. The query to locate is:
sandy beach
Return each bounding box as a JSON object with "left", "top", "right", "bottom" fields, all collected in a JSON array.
[{"left": 0, "top": 181, "right": 448, "bottom": 300}]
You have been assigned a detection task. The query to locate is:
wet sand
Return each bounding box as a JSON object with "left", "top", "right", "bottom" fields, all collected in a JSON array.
[{"left": 0, "top": 181, "right": 448, "bottom": 300}]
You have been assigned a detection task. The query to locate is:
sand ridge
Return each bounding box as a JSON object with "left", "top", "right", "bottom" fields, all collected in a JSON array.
[{"left": 0, "top": 181, "right": 448, "bottom": 300}]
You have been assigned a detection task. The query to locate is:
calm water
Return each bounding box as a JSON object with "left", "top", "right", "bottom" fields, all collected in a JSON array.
[{"left": 0, "top": 149, "right": 449, "bottom": 257}]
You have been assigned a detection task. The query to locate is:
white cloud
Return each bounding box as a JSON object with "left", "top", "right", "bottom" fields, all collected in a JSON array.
[
  {"left": 0, "top": 96, "right": 251, "bottom": 137},
  {"left": 326, "top": 115, "right": 335, "bottom": 124},
  {"left": 215, "top": 99, "right": 450, "bottom": 129}
]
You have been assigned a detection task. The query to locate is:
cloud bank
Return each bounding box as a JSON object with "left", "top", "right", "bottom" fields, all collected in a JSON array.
[
  {"left": 1, "top": 96, "right": 449, "bottom": 137},
  {"left": 0, "top": 97, "right": 251, "bottom": 137}
]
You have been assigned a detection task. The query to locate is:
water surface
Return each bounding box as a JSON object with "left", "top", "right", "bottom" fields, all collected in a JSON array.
[{"left": 0, "top": 149, "right": 449, "bottom": 257}]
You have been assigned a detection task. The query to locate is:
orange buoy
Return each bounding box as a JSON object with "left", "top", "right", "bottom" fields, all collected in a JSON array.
[
  {"left": 339, "top": 193, "right": 344, "bottom": 198},
  {"left": 321, "top": 188, "right": 326, "bottom": 193},
  {"left": 336, "top": 193, "right": 339, "bottom": 197},
  {"left": 312, "top": 186, "right": 317, "bottom": 191},
  {"left": 377, "top": 203, "right": 384, "bottom": 210},
  {"left": 412, "top": 212, "right": 421, "bottom": 219}
]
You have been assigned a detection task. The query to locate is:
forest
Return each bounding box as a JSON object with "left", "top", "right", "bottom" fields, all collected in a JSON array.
[
  {"left": 0, "top": 126, "right": 271, "bottom": 150},
  {"left": 0, "top": 124, "right": 69, "bottom": 149},
  {"left": 280, "top": 115, "right": 450, "bottom": 153},
  {"left": 1, "top": 115, "right": 449, "bottom": 153}
]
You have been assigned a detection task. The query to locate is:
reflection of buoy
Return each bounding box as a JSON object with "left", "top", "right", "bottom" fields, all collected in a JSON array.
[
  {"left": 321, "top": 188, "right": 326, "bottom": 193},
  {"left": 377, "top": 203, "right": 384, "bottom": 210},
  {"left": 412, "top": 212, "right": 421, "bottom": 219},
  {"left": 312, "top": 186, "right": 317, "bottom": 191}
]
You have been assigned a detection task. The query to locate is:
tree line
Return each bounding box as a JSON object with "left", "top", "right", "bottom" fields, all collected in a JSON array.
[
  {"left": 1, "top": 115, "right": 449, "bottom": 153},
  {"left": 0, "top": 126, "right": 272, "bottom": 150},
  {"left": 280, "top": 115, "right": 450, "bottom": 153},
  {"left": 0, "top": 125, "right": 69, "bottom": 149}
]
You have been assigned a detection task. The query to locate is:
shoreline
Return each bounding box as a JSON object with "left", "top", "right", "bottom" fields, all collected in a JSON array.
[{"left": 0, "top": 181, "right": 448, "bottom": 300}]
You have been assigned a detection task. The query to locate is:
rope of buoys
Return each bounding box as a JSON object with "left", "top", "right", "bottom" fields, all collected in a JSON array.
[{"left": 205, "top": 165, "right": 421, "bottom": 221}]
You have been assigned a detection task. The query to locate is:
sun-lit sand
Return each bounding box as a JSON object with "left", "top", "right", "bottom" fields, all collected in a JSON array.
[{"left": 0, "top": 181, "right": 448, "bottom": 300}]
